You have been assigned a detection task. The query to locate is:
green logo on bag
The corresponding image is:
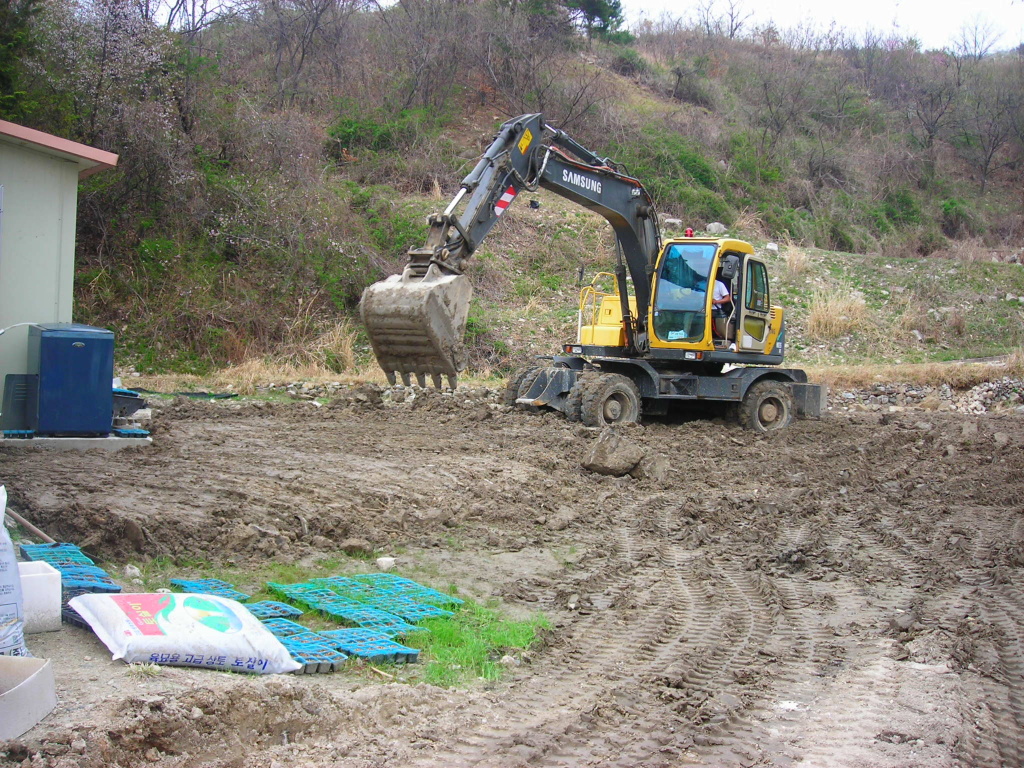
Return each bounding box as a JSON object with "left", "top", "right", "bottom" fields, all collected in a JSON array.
[{"left": 181, "top": 596, "right": 244, "bottom": 633}]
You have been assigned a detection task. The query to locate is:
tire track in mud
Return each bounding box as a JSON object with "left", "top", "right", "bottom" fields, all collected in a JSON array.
[
  {"left": 407, "top": 498, "right": 787, "bottom": 767},
  {"left": 516, "top": 501, "right": 803, "bottom": 766},
  {"left": 952, "top": 582, "right": 1024, "bottom": 767},
  {"left": 406, "top": 516, "right": 684, "bottom": 766}
]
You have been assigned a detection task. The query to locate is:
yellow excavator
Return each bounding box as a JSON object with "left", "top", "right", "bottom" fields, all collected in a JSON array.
[{"left": 360, "top": 114, "right": 824, "bottom": 431}]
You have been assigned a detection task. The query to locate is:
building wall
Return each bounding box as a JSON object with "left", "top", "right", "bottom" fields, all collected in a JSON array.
[{"left": 0, "top": 142, "right": 79, "bottom": 388}]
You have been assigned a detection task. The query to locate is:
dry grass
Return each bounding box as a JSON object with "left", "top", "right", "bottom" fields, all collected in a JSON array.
[
  {"left": 936, "top": 238, "right": 992, "bottom": 263},
  {"left": 805, "top": 288, "right": 871, "bottom": 340},
  {"left": 784, "top": 246, "right": 811, "bottom": 279},
  {"left": 732, "top": 208, "right": 767, "bottom": 239},
  {"left": 807, "top": 349, "right": 1024, "bottom": 391}
]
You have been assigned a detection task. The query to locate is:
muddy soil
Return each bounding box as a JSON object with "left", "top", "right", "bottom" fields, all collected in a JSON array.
[{"left": 2, "top": 392, "right": 1024, "bottom": 767}]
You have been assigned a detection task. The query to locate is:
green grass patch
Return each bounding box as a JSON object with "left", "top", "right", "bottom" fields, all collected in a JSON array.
[
  {"left": 405, "top": 600, "right": 549, "bottom": 687},
  {"left": 133, "top": 558, "right": 548, "bottom": 686}
]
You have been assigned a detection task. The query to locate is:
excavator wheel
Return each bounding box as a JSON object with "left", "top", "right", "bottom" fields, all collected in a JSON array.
[
  {"left": 738, "top": 380, "right": 793, "bottom": 433},
  {"left": 563, "top": 382, "right": 584, "bottom": 422},
  {"left": 580, "top": 373, "right": 641, "bottom": 427},
  {"left": 503, "top": 366, "right": 541, "bottom": 407}
]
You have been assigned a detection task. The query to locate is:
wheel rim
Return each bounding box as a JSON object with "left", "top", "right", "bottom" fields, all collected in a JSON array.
[
  {"left": 603, "top": 395, "right": 624, "bottom": 422},
  {"left": 758, "top": 396, "right": 784, "bottom": 428}
]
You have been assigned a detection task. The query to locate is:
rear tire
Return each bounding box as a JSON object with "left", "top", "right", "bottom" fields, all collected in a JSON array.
[
  {"left": 738, "top": 380, "right": 793, "bottom": 433},
  {"left": 580, "top": 373, "right": 642, "bottom": 427}
]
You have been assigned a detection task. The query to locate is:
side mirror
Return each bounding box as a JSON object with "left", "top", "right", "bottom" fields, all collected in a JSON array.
[{"left": 720, "top": 254, "right": 740, "bottom": 280}]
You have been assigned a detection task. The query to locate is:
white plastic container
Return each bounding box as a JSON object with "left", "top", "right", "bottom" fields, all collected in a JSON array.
[
  {"left": 0, "top": 657, "right": 57, "bottom": 738},
  {"left": 17, "top": 562, "right": 61, "bottom": 634}
]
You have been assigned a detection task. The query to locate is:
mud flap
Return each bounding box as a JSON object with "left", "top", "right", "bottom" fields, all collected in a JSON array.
[
  {"left": 791, "top": 382, "right": 827, "bottom": 419},
  {"left": 515, "top": 367, "right": 577, "bottom": 414},
  {"left": 360, "top": 263, "right": 472, "bottom": 387}
]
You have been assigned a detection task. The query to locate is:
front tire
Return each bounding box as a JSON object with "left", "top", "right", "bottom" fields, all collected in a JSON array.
[
  {"left": 580, "top": 373, "right": 642, "bottom": 427},
  {"left": 738, "top": 380, "right": 793, "bottom": 433},
  {"left": 503, "top": 365, "right": 540, "bottom": 407}
]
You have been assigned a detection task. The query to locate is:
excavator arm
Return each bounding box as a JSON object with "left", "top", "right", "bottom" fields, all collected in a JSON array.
[{"left": 360, "top": 113, "right": 661, "bottom": 388}]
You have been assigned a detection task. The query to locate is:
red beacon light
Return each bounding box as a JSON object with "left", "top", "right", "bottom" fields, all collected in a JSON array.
[{"left": 684, "top": 227, "right": 694, "bottom": 237}]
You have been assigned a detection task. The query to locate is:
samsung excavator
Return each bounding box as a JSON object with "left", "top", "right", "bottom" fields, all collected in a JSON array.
[{"left": 360, "top": 113, "right": 825, "bottom": 432}]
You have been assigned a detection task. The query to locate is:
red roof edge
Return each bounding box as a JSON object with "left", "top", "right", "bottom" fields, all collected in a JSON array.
[{"left": 0, "top": 119, "right": 118, "bottom": 179}]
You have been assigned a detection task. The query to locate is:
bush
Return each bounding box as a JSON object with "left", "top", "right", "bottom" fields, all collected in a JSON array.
[
  {"left": 879, "top": 189, "right": 921, "bottom": 226},
  {"left": 728, "top": 132, "right": 784, "bottom": 186},
  {"left": 327, "top": 108, "right": 437, "bottom": 158},
  {"left": 940, "top": 198, "right": 981, "bottom": 239},
  {"left": 610, "top": 48, "right": 648, "bottom": 77}
]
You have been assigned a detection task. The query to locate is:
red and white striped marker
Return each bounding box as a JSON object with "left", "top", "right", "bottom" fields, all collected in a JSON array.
[{"left": 494, "top": 185, "right": 516, "bottom": 216}]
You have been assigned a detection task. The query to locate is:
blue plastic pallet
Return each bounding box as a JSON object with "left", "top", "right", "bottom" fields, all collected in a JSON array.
[
  {"left": 284, "top": 644, "right": 348, "bottom": 674},
  {"left": 318, "top": 628, "right": 391, "bottom": 646},
  {"left": 20, "top": 543, "right": 95, "bottom": 566},
  {"left": 342, "top": 573, "right": 465, "bottom": 607},
  {"left": 260, "top": 618, "right": 308, "bottom": 637},
  {"left": 329, "top": 636, "right": 419, "bottom": 664},
  {"left": 348, "top": 574, "right": 420, "bottom": 588},
  {"left": 401, "top": 587, "right": 465, "bottom": 607},
  {"left": 307, "top": 594, "right": 363, "bottom": 611},
  {"left": 170, "top": 578, "right": 249, "bottom": 601},
  {"left": 61, "top": 574, "right": 121, "bottom": 593},
  {"left": 245, "top": 601, "right": 304, "bottom": 620},
  {"left": 267, "top": 583, "right": 336, "bottom": 606},
  {"left": 280, "top": 630, "right": 330, "bottom": 647},
  {"left": 57, "top": 564, "right": 110, "bottom": 577}
]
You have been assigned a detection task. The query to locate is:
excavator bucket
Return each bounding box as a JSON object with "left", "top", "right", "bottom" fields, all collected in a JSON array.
[{"left": 360, "top": 263, "right": 472, "bottom": 389}]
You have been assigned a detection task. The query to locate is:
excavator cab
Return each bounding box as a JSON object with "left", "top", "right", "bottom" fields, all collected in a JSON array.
[{"left": 648, "top": 237, "right": 782, "bottom": 359}]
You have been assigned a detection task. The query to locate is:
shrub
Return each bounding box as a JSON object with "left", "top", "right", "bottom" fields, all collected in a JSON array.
[
  {"left": 610, "top": 48, "right": 648, "bottom": 77},
  {"left": 879, "top": 189, "right": 921, "bottom": 226},
  {"left": 327, "top": 108, "right": 437, "bottom": 158},
  {"left": 940, "top": 198, "right": 981, "bottom": 239}
]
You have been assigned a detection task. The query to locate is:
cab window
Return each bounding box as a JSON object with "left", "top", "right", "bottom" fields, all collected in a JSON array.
[
  {"left": 745, "top": 261, "right": 769, "bottom": 312},
  {"left": 653, "top": 243, "right": 717, "bottom": 342}
]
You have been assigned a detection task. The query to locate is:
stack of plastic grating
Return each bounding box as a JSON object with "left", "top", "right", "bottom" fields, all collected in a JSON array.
[
  {"left": 259, "top": 573, "right": 466, "bottom": 665},
  {"left": 261, "top": 619, "right": 419, "bottom": 665},
  {"left": 19, "top": 543, "right": 122, "bottom": 627},
  {"left": 169, "top": 578, "right": 250, "bottom": 601},
  {"left": 267, "top": 581, "right": 422, "bottom": 636},
  {"left": 319, "top": 628, "right": 420, "bottom": 664},
  {"left": 244, "top": 601, "right": 304, "bottom": 620}
]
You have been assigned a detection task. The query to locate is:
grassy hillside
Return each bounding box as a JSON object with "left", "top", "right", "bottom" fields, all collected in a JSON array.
[{"left": 4, "top": 0, "right": 1023, "bottom": 377}]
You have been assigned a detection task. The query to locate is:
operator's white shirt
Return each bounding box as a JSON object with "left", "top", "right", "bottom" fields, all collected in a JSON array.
[{"left": 713, "top": 280, "right": 731, "bottom": 303}]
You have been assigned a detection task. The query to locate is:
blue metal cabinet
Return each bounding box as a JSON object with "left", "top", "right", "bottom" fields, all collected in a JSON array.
[{"left": 28, "top": 324, "right": 113, "bottom": 435}]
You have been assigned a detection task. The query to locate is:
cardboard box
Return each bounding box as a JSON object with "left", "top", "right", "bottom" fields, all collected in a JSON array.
[
  {"left": 0, "top": 657, "right": 57, "bottom": 739},
  {"left": 17, "top": 561, "right": 62, "bottom": 633}
]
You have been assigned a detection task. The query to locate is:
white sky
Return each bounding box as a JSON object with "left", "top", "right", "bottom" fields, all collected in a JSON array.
[{"left": 623, "top": 0, "right": 1024, "bottom": 52}]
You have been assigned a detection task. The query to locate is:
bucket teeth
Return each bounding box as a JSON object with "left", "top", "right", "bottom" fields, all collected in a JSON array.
[
  {"left": 416, "top": 373, "right": 426, "bottom": 388},
  {"left": 401, "top": 372, "right": 411, "bottom": 387},
  {"left": 431, "top": 374, "right": 442, "bottom": 389}
]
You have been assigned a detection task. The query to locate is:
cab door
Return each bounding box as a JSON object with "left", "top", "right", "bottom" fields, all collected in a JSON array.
[{"left": 738, "top": 256, "right": 771, "bottom": 353}]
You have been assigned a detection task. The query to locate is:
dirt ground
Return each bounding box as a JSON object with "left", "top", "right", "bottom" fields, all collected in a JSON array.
[{"left": 2, "top": 389, "right": 1024, "bottom": 768}]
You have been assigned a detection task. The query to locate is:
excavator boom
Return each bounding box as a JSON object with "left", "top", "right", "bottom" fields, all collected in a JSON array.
[{"left": 360, "top": 114, "right": 660, "bottom": 387}]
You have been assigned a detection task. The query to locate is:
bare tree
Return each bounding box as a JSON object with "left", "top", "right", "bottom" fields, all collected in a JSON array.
[
  {"left": 955, "top": 63, "right": 1017, "bottom": 194},
  {"left": 953, "top": 18, "right": 1000, "bottom": 63}
]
